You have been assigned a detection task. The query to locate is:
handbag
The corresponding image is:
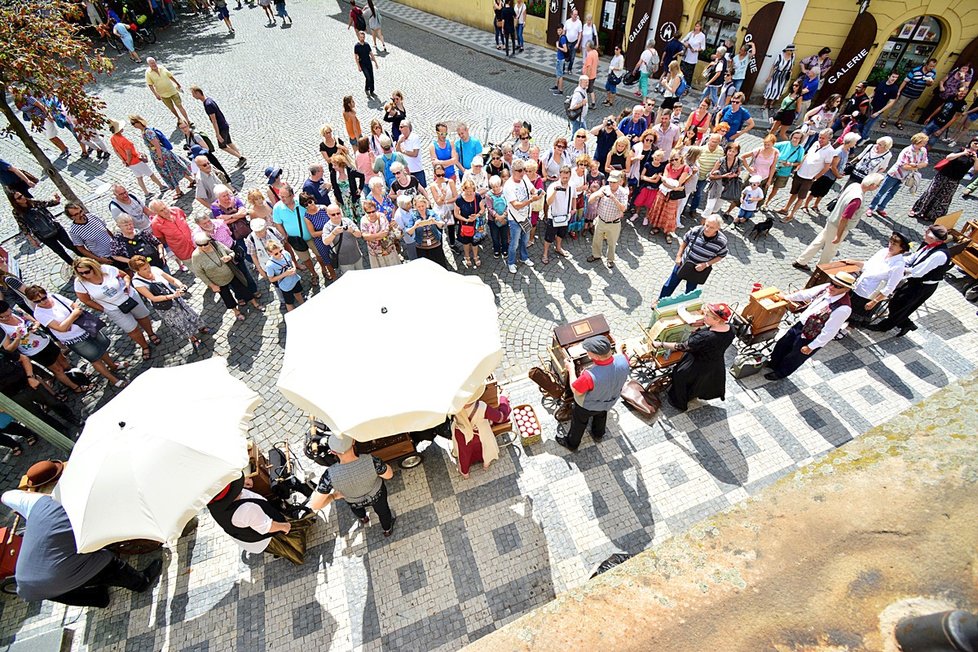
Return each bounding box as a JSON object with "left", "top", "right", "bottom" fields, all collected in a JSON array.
[
  {"left": 55, "top": 296, "right": 104, "bottom": 338},
  {"left": 667, "top": 189, "right": 686, "bottom": 200},
  {"left": 286, "top": 207, "right": 309, "bottom": 252},
  {"left": 620, "top": 380, "right": 661, "bottom": 417},
  {"left": 116, "top": 295, "right": 139, "bottom": 314},
  {"left": 933, "top": 157, "right": 950, "bottom": 172},
  {"left": 460, "top": 223, "right": 476, "bottom": 237},
  {"left": 607, "top": 72, "right": 623, "bottom": 86},
  {"left": 227, "top": 217, "right": 252, "bottom": 241},
  {"left": 134, "top": 276, "right": 174, "bottom": 310},
  {"left": 676, "top": 259, "right": 712, "bottom": 284}
]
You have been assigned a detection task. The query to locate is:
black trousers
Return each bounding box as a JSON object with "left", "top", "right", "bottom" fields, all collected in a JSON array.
[
  {"left": 9, "top": 383, "right": 80, "bottom": 431},
  {"left": 0, "top": 420, "right": 35, "bottom": 450},
  {"left": 349, "top": 482, "right": 394, "bottom": 531},
  {"left": 875, "top": 279, "right": 938, "bottom": 332},
  {"left": 205, "top": 150, "right": 229, "bottom": 178},
  {"left": 503, "top": 30, "right": 517, "bottom": 56},
  {"left": 566, "top": 402, "right": 608, "bottom": 449},
  {"left": 769, "top": 322, "right": 813, "bottom": 379},
  {"left": 217, "top": 276, "right": 254, "bottom": 309},
  {"left": 51, "top": 556, "right": 147, "bottom": 608},
  {"left": 362, "top": 66, "right": 375, "bottom": 94},
  {"left": 38, "top": 224, "right": 79, "bottom": 265}
]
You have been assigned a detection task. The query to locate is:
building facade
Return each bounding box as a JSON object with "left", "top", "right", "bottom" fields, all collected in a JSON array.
[{"left": 394, "top": 0, "right": 978, "bottom": 110}]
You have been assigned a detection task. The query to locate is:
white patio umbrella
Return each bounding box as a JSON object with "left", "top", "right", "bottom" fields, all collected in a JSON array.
[
  {"left": 54, "top": 357, "right": 260, "bottom": 553},
  {"left": 278, "top": 258, "right": 503, "bottom": 441}
]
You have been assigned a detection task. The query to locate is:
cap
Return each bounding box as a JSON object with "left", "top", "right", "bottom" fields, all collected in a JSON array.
[
  {"left": 608, "top": 172, "right": 622, "bottom": 183},
  {"left": 193, "top": 232, "right": 212, "bottom": 246},
  {"left": 327, "top": 433, "right": 354, "bottom": 453},
  {"left": 749, "top": 175, "right": 763, "bottom": 184},
  {"left": 250, "top": 218, "right": 266, "bottom": 231},
  {"left": 471, "top": 156, "right": 484, "bottom": 167},
  {"left": 828, "top": 271, "right": 856, "bottom": 289},
  {"left": 582, "top": 335, "right": 612, "bottom": 356}
]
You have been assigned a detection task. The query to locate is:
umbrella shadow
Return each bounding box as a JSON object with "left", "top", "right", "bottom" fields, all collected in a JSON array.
[{"left": 226, "top": 310, "right": 265, "bottom": 372}]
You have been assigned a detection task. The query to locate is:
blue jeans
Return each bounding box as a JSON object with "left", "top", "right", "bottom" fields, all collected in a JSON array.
[
  {"left": 489, "top": 221, "right": 509, "bottom": 255},
  {"left": 516, "top": 24, "right": 524, "bottom": 49},
  {"left": 870, "top": 175, "right": 901, "bottom": 211},
  {"left": 507, "top": 219, "right": 529, "bottom": 265},
  {"left": 732, "top": 79, "right": 744, "bottom": 91},
  {"left": 410, "top": 171, "right": 427, "bottom": 187},
  {"left": 658, "top": 264, "right": 698, "bottom": 299},
  {"left": 862, "top": 114, "right": 880, "bottom": 139},
  {"left": 702, "top": 85, "right": 720, "bottom": 105},
  {"left": 923, "top": 120, "right": 942, "bottom": 136},
  {"left": 571, "top": 117, "right": 586, "bottom": 133},
  {"left": 687, "top": 178, "right": 708, "bottom": 215},
  {"left": 556, "top": 57, "right": 565, "bottom": 80}
]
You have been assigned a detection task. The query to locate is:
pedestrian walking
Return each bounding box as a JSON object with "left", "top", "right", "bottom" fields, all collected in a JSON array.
[
  {"left": 885, "top": 58, "right": 938, "bottom": 131},
  {"left": 354, "top": 30, "right": 379, "bottom": 97},
  {"left": 6, "top": 191, "right": 78, "bottom": 265},
  {"left": 909, "top": 139, "right": 978, "bottom": 222},
  {"left": 657, "top": 215, "right": 727, "bottom": 299},
  {"left": 144, "top": 58, "right": 192, "bottom": 127},
  {"left": 366, "top": 0, "right": 386, "bottom": 51},
  {"left": 189, "top": 88, "right": 247, "bottom": 167},
  {"left": 108, "top": 120, "right": 166, "bottom": 197},
  {"left": 309, "top": 434, "right": 398, "bottom": 538},
  {"left": 500, "top": 0, "right": 517, "bottom": 57},
  {"left": 557, "top": 335, "right": 629, "bottom": 451},
  {"left": 128, "top": 115, "right": 194, "bottom": 198},
  {"left": 792, "top": 174, "right": 883, "bottom": 271}
]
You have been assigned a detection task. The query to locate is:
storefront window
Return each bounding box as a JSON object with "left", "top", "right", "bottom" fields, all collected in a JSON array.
[
  {"left": 700, "top": 0, "right": 741, "bottom": 61},
  {"left": 527, "top": 0, "right": 546, "bottom": 18},
  {"left": 868, "top": 16, "right": 942, "bottom": 85}
]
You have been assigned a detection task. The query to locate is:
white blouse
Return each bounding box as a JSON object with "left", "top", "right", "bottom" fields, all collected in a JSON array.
[{"left": 854, "top": 248, "right": 905, "bottom": 299}]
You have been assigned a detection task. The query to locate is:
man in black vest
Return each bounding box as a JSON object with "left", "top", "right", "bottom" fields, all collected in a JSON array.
[
  {"left": 207, "top": 475, "right": 300, "bottom": 563},
  {"left": 868, "top": 225, "right": 952, "bottom": 337},
  {"left": 765, "top": 271, "right": 856, "bottom": 381}
]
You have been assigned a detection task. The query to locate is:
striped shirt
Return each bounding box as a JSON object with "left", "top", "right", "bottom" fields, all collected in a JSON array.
[
  {"left": 698, "top": 146, "right": 724, "bottom": 181},
  {"left": 901, "top": 66, "right": 936, "bottom": 99},
  {"left": 68, "top": 214, "right": 114, "bottom": 258},
  {"left": 682, "top": 226, "right": 728, "bottom": 264}
]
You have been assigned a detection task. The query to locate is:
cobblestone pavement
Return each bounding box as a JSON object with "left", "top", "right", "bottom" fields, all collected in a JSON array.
[{"left": 2, "top": 1, "right": 978, "bottom": 650}]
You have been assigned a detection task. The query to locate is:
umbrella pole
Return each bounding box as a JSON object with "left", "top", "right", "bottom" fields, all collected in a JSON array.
[{"left": 0, "top": 392, "right": 74, "bottom": 453}]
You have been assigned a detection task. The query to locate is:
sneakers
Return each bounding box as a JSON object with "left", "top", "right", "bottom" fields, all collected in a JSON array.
[
  {"left": 522, "top": 259, "right": 534, "bottom": 267},
  {"left": 552, "top": 89, "right": 563, "bottom": 96},
  {"left": 508, "top": 264, "right": 517, "bottom": 273}
]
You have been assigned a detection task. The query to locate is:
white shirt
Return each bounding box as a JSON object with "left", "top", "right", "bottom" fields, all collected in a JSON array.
[
  {"left": 571, "top": 86, "right": 589, "bottom": 122},
  {"left": 398, "top": 133, "right": 423, "bottom": 173},
  {"left": 639, "top": 48, "right": 659, "bottom": 74},
  {"left": 608, "top": 53, "right": 625, "bottom": 75},
  {"left": 854, "top": 248, "right": 905, "bottom": 299},
  {"left": 785, "top": 284, "right": 853, "bottom": 350},
  {"left": 797, "top": 143, "right": 836, "bottom": 179},
  {"left": 546, "top": 182, "right": 578, "bottom": 226},
  {"left": 73, "top": 264, "right": 134, "bottom": 308},
  {"left": 906, "top": 245, "right": 949, "bottom": 281},
  {"left": 580, "top": 22, "right": 598, "bottom": 48},
  {"left": 33, "top": 293, "right": 88, "bottom": 343},
  {"left": 741, "top": 186, "right": 764, "bottom": 211},
  {"left": 563, "top": 17, "right": 582, "bottom": 43},
  {"left": 2, "top": 490, "right": 44, "bottom": 520},
  {"left": 682, "top": 31, "right": 706, "bottom": 65},
  {"left": 229, "top": 488, "right": 274, "bottom": 554},
  {"left": 503, "top": 176, "right": 532, "bottom": 221}
]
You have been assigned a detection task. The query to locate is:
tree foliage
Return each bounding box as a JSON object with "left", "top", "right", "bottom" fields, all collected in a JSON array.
[{"left": 0, "top": 0, "right": 114, "bottom": 200}]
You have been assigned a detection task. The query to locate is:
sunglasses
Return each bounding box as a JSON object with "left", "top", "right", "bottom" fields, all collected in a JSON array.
[
  {"left": 555, "top": 145, "right": 565, "bottom": 149},
  {"left": 730, "top": 100, "right": 741, "bottom": 104},
  {"left": 32, "top": 293, "right": 48, "bottom": 301},
  {"left": 575, "top": 135, "right": 585, "bottom": 139},
  {"left": 76, "top": 268, "right": 95, "bottom": 276},
  {"left": 435, "top": 173, "right": 445, "bottom": 178}
]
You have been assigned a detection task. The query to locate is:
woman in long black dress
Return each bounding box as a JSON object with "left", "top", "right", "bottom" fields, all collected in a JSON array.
[
  {"left": 909, "top": 138, "right": 978, "bottom": 222},
  {"left": 652, "top": 303, "right": 735, "bottom": 411}
]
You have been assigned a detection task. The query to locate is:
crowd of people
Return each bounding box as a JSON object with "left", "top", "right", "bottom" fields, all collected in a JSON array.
[{"left": 0, "top": 3, "right": 977, "bottom": 612}]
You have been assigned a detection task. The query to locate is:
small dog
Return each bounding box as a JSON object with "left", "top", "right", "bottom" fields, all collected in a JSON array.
[{"left": 748, "top": 217, "right": 774, "bottom": 240}]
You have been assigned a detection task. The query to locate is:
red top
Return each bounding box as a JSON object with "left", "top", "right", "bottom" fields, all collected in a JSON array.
[
  {"left": 571, "top": 356, "right": 613, "bottom": 394},
  {"left": 151, "top": 208, "right": 195, "bottom": 260},
  {"left": 110, "top": 132, "right": 141, "bottom": 167}
]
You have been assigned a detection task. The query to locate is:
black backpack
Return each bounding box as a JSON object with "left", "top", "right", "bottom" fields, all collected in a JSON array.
[{"left": 353, "top": 8, "right": 366, "bottom": 31}]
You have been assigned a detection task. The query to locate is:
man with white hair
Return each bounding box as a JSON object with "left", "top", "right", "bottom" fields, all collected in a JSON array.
[
  {"left": 657, "top": 214, "right": 728, "bottom": 299},
  {"left": 587, "top": 172, "right": 628, "bottom": 268},
  {"left": 793, "top": 173, "right": 883, "bottom": 271},
  {"left": 396, "top": 121, "right": 425, "bottom": 186},
  {"left": 372, "top": 136, "right": 408, "bottom": 187},
  {"left": 194, "top": 156, "right": 231, "bottom": 208},
  {"left": 149, "top": 199, "right": 195, "bottom": 268},
  {"left": 779, "top": 128, "right": 835, "bottom": 223},
  {"left": 108, "top": 184, "right": 153, "bottom": 232},
  {"left": 144, "top": 57, "right": 191, "bottom": 126},
  {"left": 568, "top": 75, "right": 590, "bottom": 133}
]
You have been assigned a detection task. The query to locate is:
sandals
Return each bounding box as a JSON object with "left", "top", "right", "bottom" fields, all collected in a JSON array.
[
  {"left": 665, "top": 235, "right": 674, "bottom": 245},
  {"left": 148, "top": 334, "right": 162, "bottom": 346},
  {"left": 541, "top": 256, "right": 550, "bottom": 264},
  {"left": 72, "top": 384, "right": 92, "bottom": 395},
  {"left": 557, "top": 250, "right": 570, "bottom": 258},
  {"left": 113, "top": 379, "right": 128, "bottom": 389},
  {"left": 895, "top": 122, "right": 904, "bottom": 130},
  {"left": 474, "top": 257, "right": 482, "bottom": 267},
  {"left": 234, "top": 312, "right": 245, "bottom": 321},
  {"left": 141, "top": 348, "right": 151, "bottom": 361}
]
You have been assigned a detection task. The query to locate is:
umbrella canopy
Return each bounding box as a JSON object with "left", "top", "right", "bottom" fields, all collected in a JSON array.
[
  {"left": 278, "top": 258, "right": 503, "bottom": 441},
  {"left": 54, "top": 357, "right": 259, "bottom": 553}
]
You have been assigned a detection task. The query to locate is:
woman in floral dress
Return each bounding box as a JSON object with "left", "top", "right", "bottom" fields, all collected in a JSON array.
[
  {"left": 360, "top": 200, "right": 400, "bottom": 268},
  {"left": 129, "top": 115, "right": 192, "bottom": 197},
  {"left": 329, "top": 153, "right": 363, "bottom": 223}
]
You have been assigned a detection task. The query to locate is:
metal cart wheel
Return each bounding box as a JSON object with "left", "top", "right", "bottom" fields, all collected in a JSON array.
[
  {"left": 399, "top": 454, "right": 422, "bottom": 469},
  {"left": 1, "top": 577, "right": 18, "bottom": 596}
]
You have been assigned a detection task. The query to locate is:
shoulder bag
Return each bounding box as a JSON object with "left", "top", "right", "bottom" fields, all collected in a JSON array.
[
  {"left": 329, "top": 226, "right": 344, "bottom": 268},
  {"left": 287, "top": 207, "right": 310, "bottom": 252},
  {"left": 132, "top": 275, "right": 174, "bottom": 310},
  {"left": 81, "top": 274, "right": 139, "bottom": 314},
  {"left": 54, "top": 296, "right": 105, "bottom": 338}
]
